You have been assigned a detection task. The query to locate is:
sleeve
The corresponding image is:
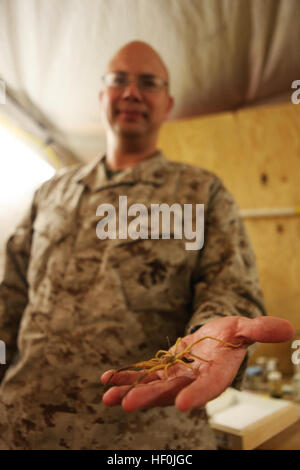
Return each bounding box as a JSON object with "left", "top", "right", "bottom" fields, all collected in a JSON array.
[
  {"left": 185, "top": 178, "right": 267, "bottom": 389},
  {"left": 0, "top": 190, "right": 38, "bottom": 382}
]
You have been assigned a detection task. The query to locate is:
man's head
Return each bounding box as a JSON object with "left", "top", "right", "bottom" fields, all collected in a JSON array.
[{"left": 99, "top": 41, "right": 174, "bottom": 143}]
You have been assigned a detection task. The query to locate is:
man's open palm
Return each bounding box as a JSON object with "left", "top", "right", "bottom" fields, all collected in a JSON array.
[{"left": 101, "top": 316, "right": 294, "bottom": 412}]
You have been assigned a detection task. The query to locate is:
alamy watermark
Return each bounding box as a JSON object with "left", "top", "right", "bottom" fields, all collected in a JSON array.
[
  {"left": 0, "top": 340, "right": 6, "bottom": 364},
  {"left": 96, "top": 196, "right": 204, "bottom": 250},
  {"left": 291, "top": 340, "right": 300, "bottom": 365},
  {"left": 0, "top": 79, "right": 6, "bottom": 104},
  {"left": 291, "top": 80, "right": 300, "bottom": 104}
]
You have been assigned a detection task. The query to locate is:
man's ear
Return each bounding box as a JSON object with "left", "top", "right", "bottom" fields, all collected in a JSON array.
[{"left": 164, "top": 95, "right": 174, "bottom": 120}]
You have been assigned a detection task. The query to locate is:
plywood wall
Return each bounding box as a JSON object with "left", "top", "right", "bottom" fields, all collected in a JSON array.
[{"left": 158, "top": 102, "right": 300, "bottom": 375}]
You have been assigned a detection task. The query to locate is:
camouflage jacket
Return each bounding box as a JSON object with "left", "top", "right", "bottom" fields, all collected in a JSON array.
[{"left": 0, "top": 150, "right": 266, "bottom": 449}]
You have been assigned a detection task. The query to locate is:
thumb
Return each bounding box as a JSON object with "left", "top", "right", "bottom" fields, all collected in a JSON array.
[{"left": 238, "top": 316, "right": 295, "bottom": 344}]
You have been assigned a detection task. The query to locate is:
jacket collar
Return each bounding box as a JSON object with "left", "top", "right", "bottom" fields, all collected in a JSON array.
[{"left": 75, "top": 150, "right": 169, "bottom": 192}]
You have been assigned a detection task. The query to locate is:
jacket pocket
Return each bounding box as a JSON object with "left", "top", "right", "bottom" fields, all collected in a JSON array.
[{"left": 109, "top": 237, "right": 193, "bottom": 314}]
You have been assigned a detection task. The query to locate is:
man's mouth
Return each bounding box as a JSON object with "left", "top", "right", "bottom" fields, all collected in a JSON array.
[{"left": 117, "top": 110, "right": 147, "bottom": 119}]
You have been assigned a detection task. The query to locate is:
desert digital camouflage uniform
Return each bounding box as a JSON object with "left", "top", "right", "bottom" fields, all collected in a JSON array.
[{"left": 0, "top": 151, "right": 266, "bottom": 450}]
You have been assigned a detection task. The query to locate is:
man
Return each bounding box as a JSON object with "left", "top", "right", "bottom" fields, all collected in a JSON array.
[{"left": 0, "top": 41, "right": 294, "bottom": 450}]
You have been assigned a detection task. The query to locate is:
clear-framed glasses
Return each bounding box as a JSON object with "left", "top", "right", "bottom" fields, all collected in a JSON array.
[{"left": 102, "top": 72, "right": 168, "bottom": 93}]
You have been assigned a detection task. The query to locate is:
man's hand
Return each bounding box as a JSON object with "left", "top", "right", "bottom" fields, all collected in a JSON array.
[{"left": 101, "top": 316, "right": 294, "bottom": 412}]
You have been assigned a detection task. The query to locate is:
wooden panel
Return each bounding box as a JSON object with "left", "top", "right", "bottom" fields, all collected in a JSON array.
[{"left": 256, "top": 418, "right": 300, "bottom": 450}]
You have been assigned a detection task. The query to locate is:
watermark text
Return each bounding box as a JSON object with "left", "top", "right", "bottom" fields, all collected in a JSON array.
[
  {"left": 291, "top": 80, "right": 300, "bottom": 104},
  {"left": 291, "top": 340, "right": 300, "bottom": 365},
  {"left": 0, "top": 340, "right": 6, "bottom": 364},
  {"left": 96, "top": 196, "right": 204, "bottom": 250}
]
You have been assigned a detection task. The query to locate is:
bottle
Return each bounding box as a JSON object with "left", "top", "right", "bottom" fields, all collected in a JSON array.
[
  {"left": 266, "top": 357, "right": 278, "bottom": 374},
  {"left": 256, "top": 357, "right": 267, "bottom": 377},
  {"left": 245, "top": 365, "right": 264, "bottom": 391},
  {"left": 267, "top": 370, "right": 282, "bottom": 398},
  {"left": 292, "top": 364, "right": 300, "bottom": 402},
  {"left": 255, "top": 356, "right": 268, "bottom": 390}
]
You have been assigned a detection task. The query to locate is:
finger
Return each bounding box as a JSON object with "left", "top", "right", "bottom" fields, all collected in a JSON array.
[
  {"left": 101, "top": 369, "right": 141, "bottom": 385},
  {"left": 102, "top": 384, "right": 137, "bottom": 406},
  {"left": 101, "top": 369, "right": 159, "bottom": 386},
  {"left": 102, "top": 378, "right": 170, "bottom": 407},
  {"left": 101, "top": 369, "right": 116, "bottom": 385},
  {"left": 238, "top": 316, "right": 295, "bottom": 344},
  {"left": 122, "top": 376, "right": 194, "bottom": 412},
  {"left": 101, "top": 372, "right": 165, "bottom": 407}
]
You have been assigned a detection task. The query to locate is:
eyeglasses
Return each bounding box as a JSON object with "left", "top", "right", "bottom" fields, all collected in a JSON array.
[{"left": 102, "top": 72, "right": 168, "bottom": 93}]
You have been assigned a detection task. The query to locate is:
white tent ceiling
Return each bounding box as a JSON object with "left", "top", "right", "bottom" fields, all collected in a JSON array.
[{"left": 0, "top": 0, "right": 299, "bottom": 163}]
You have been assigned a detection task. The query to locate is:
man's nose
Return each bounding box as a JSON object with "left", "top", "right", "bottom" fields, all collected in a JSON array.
[{"left": 121, "top": 81, "right": 143, "bottom": 101}]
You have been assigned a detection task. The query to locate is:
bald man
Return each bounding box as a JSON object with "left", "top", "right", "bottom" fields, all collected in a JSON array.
[
  {"left": 99, "top": 41, "right": 173, "bottom": 169},
  {"left": 0, "top": 41, "right": 294, "bottom": 450}
]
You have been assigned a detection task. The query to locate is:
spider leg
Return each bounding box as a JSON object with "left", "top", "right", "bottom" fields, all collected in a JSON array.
[
  {"left": 120, "top": 372, "right": 149, "bottom": 399},
  {"left": 103, "top": 359, "right": 156, "bottom": 391},
  {"left": 164, "top": 364, "right": 170, "bottom": 380},
  {"left": 144, "top": 364, "right": 168, "bottom": 375},
  {"left": 155, "top": 349, "right": 170, "bottom": 358},
  {"left": 103, "top": 371, "right": 117, "bottom": 391},
  {"left": 184, "top": 352, "right": 211, "bottom": 363},
  {"left": 173, "top": 337, "right": 183, "bottom": 355},
  {"left": 173, "top": 358, "right": 195, "bottom": 372},
  {"left": 169, "top": 337, "right": 183, "bottom": 377},
  {"left": 120, "top": 361, "right": 169, "bottom": 400},
  {"left": 182, "top": 336, "right": 241, "bottom": 356},
  {"left": 164, "top": 358, "right": 196, "bottom": 380},
  {"left": 103, "top": 365, "right": 140, "bottom": 391},
  {"left": 133, "top": 359, "right": 157, "bottom": 368},
  {"left": 104, "top": 368, "right": 142, "bottom": 391}
]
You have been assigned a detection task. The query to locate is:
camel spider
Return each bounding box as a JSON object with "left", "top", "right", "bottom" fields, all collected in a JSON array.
[{"left": 103, "top": 335, "right": 241, "bottom": 395}]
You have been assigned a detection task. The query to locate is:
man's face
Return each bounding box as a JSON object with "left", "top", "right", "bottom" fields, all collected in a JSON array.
[{"left": 99, "top": 45, "right": 174, "bottom": 140}]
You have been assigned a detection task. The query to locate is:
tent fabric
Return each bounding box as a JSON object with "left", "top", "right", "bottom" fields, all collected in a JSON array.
[
  {"left": 0, "top": 94, "right": 80, "bottom": 167},
  {"left": 0, "top": 0, "right": 299, "bottom": 162}
]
